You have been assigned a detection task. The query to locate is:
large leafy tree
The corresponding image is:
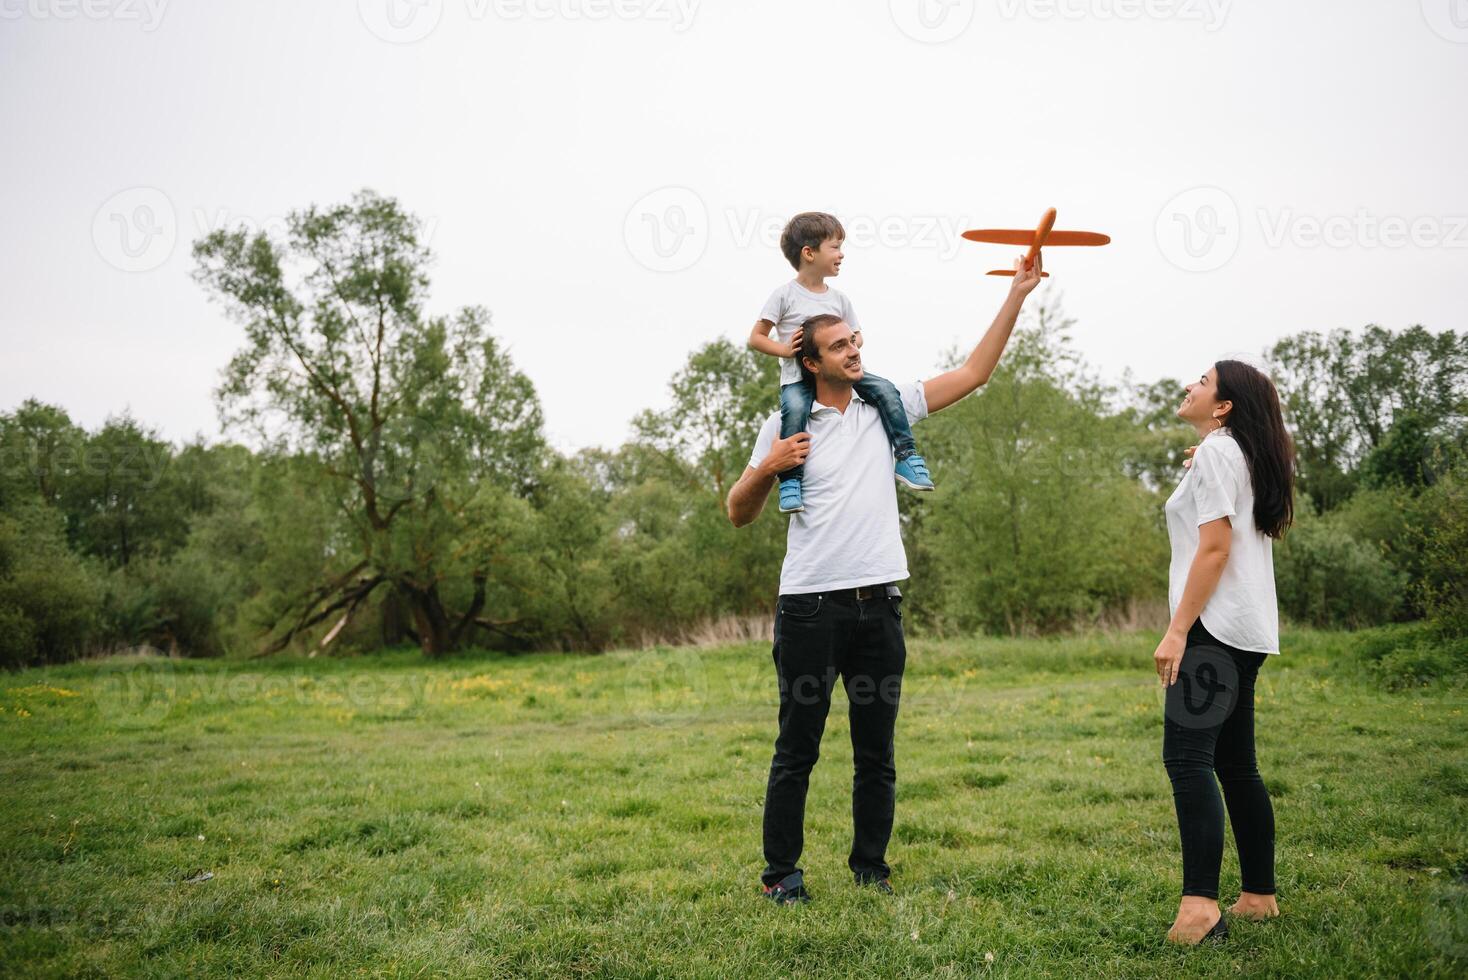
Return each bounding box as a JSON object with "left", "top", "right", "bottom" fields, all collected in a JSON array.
[
  {"left": 194, "top": 190, "right": 544, "bottom": 656},
  {"left": 1269, "top": 325, "right": 1467, "bottom": 509},
  {"left": 910, "top": 299, "right": 1167, "bottom": 633}
]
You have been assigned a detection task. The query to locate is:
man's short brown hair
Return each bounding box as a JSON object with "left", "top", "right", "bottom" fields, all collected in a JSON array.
[
  {"left": 780, "top": 212, "right": 844, "bottom": 270},
  {"left": 796, "top": 313, "right": 846, "bottom": 383}
]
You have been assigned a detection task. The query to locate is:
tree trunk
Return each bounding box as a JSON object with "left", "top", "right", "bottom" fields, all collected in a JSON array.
[
  {"left": 380, "top": 589, "right": 414, "bottom": 647},
  {"left": 402, "top": 581, "right": 454, "bottom": 656}
]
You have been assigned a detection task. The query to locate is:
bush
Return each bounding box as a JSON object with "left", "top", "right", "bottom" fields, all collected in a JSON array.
[
  {"left": 1352, "top": 623, "right": 1468, "bottom": 689},
  {"left": 1415, "top": 470, "right": 1468, "bottom": 637},
  {"left": 0, "top": 507, "right": 101, "bottom": 667},
  {"left": 1275, "top": 516, "right": 1404, "bottom": 628}
]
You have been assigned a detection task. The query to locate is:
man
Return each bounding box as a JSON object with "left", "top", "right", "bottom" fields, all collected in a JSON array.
[{"left": 727, "top": 254, "right": 1044, "bottom": 904}]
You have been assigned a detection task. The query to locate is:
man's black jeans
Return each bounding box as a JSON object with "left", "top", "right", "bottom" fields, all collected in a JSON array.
[
  {"left": 1162, "top": 619, "right": 1276, "bottom": 899},
  {"left": 761, "top": 587, "right": 906, "bottom": 887}
]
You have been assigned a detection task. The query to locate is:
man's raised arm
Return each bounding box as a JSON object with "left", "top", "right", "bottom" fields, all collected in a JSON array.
[
  {"left": 922, "top": 254, "right": 1045, "bottom": 415},
  {"left": 727, "top": 432, "right": 811, "bottom": 527}
]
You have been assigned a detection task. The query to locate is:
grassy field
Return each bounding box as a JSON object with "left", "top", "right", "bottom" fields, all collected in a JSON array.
[{"left": 1, "top": 629, "right": 1465, "bottom": 978}]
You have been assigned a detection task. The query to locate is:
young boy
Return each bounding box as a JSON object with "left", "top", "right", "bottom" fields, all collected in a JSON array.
[{"left": 747, "top": 211, "right": 934, "bottom": 514}]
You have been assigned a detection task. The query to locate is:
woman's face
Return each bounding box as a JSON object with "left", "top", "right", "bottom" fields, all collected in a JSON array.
[{"left": 1177, "top": 367, "right": 1228, "bottom": 426}]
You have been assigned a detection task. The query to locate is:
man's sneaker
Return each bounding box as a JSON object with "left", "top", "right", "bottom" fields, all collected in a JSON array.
[
  {"left": 762, "top": 871, "right": 811, "bottom": 905},
  {"left": 778, "top": 478, "right": 805, "bottom": 514},
  {"left": 857, "top": 876, "right": 894, "bottom": 895},
  {"left": 894, "top": 454, "right": 935, "bottom": 492}
]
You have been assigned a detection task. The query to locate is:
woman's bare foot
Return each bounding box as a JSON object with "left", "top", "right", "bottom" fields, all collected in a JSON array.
[
  {"left": 1227, "top": 891, "right": 1279, "bottom": 920},
  {"left": 1167, "top": 896, "right": 1223, "bottom": 944}
]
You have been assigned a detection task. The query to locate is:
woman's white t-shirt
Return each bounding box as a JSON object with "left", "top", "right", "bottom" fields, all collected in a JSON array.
[{"left": 1163, "top": 428, "right": 1280, "bottom": 654}]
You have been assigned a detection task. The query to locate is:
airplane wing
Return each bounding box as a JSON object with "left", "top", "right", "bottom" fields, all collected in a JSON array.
[
  {"left": 961, "top": 229, "right": 1035, "bottom": 245},
  {"left": 962, "top": 229, "right": 1110, "bottom": 246}
]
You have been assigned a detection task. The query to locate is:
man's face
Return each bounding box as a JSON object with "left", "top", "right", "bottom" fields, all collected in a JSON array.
[{"left": 803, "top": 320, "right": 863, "bottom": 385}]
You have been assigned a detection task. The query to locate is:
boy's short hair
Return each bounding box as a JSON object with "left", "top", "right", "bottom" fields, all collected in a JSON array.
[{"left": 780, "top": 212, "right": 844, "bottom": 270}]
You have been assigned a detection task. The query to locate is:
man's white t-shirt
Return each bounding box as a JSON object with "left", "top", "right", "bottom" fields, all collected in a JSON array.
[
  {"left": 758, "top": 280, "right": 862, "bottom": 386},
  {"left": 749, "top": 380, "right": 928, "bottom": 595},
  {"left": 1163, "top": 428, "right": 1280, "bottom": 654}
]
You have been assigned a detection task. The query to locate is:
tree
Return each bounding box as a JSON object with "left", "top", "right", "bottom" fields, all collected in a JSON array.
[
  {"left": 0, "top": 400, "right": 83, "bottom": 514},
  {"left": 193, "top": 190, "right": 545, "bottom": 656},
  {"left": 64, "top": 414, "right": 181, "bottom": 567},
  {"left": 1270, "top": 325, "right": 1467, "bottom": 510},
  {"left": 910, "top": 297, "right": 1167, "bottom": 633},
  {"left": 631, "top": 338, "right": 778, "bottom": 509}
]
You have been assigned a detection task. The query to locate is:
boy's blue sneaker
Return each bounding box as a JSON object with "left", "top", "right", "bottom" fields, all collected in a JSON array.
[
  {"left": 894, "top": 454, "right": 935, "bottom": 492},
  {"left": 778, "top": 478, "right": 805, "bottom": 514}
]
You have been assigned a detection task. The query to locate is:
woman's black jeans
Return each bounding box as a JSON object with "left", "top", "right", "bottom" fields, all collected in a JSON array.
[
  {"left": 1162, "top": 620, "right": 1276, "bottom": 900},
  {"left": 762, "top": 587, "right": 906, "bottom": 887}
]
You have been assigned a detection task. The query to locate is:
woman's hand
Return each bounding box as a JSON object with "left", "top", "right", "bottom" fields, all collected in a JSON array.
[
  {"left": 1153, "top": 630, "right": 1187, "bottom": 686},
  {"left": 1183, "top": 444, "right": 1198, "bottom": 469}
]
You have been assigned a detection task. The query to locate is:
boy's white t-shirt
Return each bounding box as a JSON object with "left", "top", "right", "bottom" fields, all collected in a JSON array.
[
  {"left": 758, "top": 280, "right": 862, "bottom": 386},
  {"left": 1163, "top": 428, "right": 1280, "bottom": 654}
]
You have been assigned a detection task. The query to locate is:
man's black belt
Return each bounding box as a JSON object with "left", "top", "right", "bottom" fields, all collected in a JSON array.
[{"left": 821, "top": 583, "right": 900, "bottom": 601}]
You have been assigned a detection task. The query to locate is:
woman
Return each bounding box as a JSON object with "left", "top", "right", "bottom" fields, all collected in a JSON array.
[{"left": 1154, "top": 359, "right": 1294, "bottom": 944}]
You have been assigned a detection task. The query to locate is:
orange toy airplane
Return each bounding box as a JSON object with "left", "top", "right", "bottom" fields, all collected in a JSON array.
[{"left": 962, "top": 208, "right": 1110, "bottom": 277}]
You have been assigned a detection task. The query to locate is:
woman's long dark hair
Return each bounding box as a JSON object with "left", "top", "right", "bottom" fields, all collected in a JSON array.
[{"left": 1214, "top": 359, "right": 1295, "bottom": 539}]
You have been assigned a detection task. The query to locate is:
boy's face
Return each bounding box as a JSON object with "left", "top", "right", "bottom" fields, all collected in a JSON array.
[{"left": 801, "top": 236, "right": 844, "bottom": 277}]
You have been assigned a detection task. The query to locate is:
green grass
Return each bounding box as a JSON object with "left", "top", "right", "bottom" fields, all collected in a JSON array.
[{"left": 1, "top": 630, "right": 1465, "bottom": 978}]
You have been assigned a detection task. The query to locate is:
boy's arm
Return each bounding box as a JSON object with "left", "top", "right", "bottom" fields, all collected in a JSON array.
[
  {"left": 844, "top": 295, "right": 864, "bottom": 348},
  {"left": 923, "top": 254, "right": 1044, "bottom": 414},
  {"left": 747, "top": 319, "right": 798, "bottom": 359}
]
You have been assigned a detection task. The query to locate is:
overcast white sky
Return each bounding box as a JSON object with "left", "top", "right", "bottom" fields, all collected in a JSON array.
[{"left": 3, "top": 0, "right": 1466, "bottom": 451}]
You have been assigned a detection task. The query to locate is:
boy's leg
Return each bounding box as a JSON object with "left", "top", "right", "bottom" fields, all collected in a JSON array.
[
  {"left": 778, "top": 381, "right": 815, "bottom": 483},
  {"left": 852, "top": 374, "right": 917, "bottom": 461},
  {"left": 854, "top": 373, "right": 932, "bottom": 491}
]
